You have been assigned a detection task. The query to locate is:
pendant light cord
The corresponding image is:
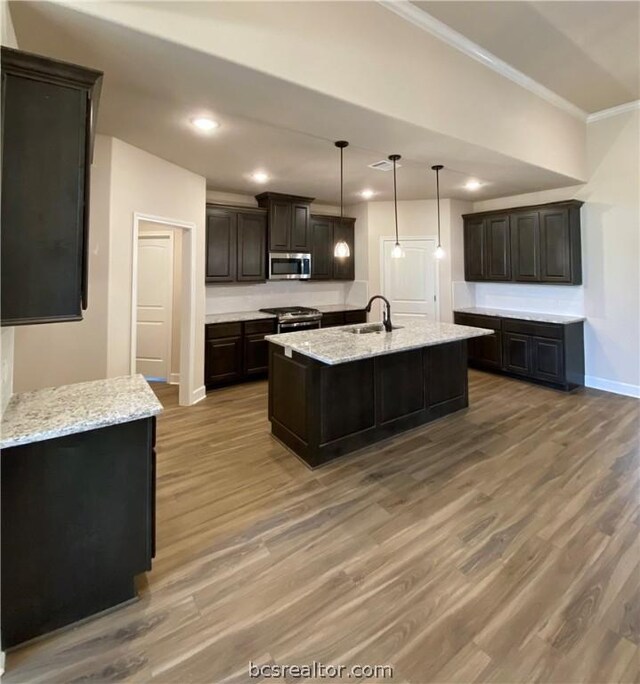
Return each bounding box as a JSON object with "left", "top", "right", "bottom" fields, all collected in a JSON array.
[
  {"left": 393, "top": 158, "right": 399, "bottom": 244},
  {"left": 436, "top": 167, "right": 441, "bottom": 246},
  {"left": 340, "top": 145, "right": 344, "bottom": 225}
]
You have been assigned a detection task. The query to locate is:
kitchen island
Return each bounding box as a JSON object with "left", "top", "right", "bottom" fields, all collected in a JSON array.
[{"left": 266, "top": 319, "right": 491, "bottom": 467}]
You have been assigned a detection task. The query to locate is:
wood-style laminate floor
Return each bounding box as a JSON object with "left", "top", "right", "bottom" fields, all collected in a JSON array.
[{"left": 5, "top": 371, "right": 640, "bottom": 683}]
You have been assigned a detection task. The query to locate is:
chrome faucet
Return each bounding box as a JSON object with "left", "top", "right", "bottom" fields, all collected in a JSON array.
[{"left": 365, "top": 295, "right": 393, "bottom": 333}]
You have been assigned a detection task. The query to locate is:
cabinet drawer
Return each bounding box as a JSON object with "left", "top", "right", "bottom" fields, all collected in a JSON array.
[
  {"left": 502, "top": 319, "right": 563, "bottom": 340},
  {"left": 206, "top": 322, "right": 242, "bottom": 339},
  {"left": 454, "top": 313, "right": 500, "bottom": 330},
  {"left": 344, "top": 310, "right": 367, "bottom": 324},
  {"left": 244, "top": 319, "right": 276, "bottom": 335}
]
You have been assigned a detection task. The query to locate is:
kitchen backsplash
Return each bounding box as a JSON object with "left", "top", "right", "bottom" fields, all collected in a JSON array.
[
  {"left": 206, "top": 280, "right": 368, "bottom": 314},
  {"left": 452, "top": 280, "right": 585, "bottom": 316}
]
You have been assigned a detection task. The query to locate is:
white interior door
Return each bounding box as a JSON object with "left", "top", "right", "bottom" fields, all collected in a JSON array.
[
  {"left": 382, "top": 238, "right": 437, "bottom": 321},
  {"left": 136, "top": 232, "right": 174, "bottom": 381}
]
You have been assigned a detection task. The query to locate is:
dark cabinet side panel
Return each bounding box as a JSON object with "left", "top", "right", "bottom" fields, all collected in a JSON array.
[
  {"left": 377, "top": 350, "right": 425, "bottom": 424},
  {"left": 540, "top": 207, "right": 572, "bottom": 282},
  {"left": 485, "top": 215, "right": 511, "bottom": 280},
  {"left": 2, "top": 76, "right": 87, "bottom": 325},
  {"left": 206, "top": 211, "right": 236, "bottom": 282},
  {"left": 237, "top": 212, "right": 266, "bottom": 282},
  {"left": 427, "top": 341, "right": 467, "bottom": 406},
  {"left": 464, "top": 218, "right": 486, "bottom": 281},
  {"left": 511, "top": 211, "right": 540, "bottom": 282},
  {"left": 310, "top": 217, "right": 334, "bottom": 279}
]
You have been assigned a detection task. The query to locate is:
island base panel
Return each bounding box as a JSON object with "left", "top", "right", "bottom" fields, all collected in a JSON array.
[
  {"left": 268, "top": 341, "right": 468, "bottom": 467},
  {"left": 1, "top": 418, "right": 155, "bottom": 649}
]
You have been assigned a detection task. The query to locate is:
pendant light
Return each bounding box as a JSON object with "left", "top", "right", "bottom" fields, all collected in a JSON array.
[
  {"left": 432, "top": 164, "right": 445, "bottom": 259},
  {"left": 333, "top": 140, "right": 350, "bottom": 258},
  {"left": 389, "top": 154, "right": 404, "bottom": 258}
]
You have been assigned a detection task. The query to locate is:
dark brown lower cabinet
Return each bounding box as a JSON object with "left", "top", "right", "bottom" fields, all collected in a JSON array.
[
  {"left": 321, "top": 309, "right": 367, "bottom": 328},
  {"left": 454, "top": 311, "right": 584, "bottom": 391},
  {"left": 205, "top": 319, "right": 277, "bottom": 388},
  {"left": 1, "top": 417, "right": 155, "bottom": 648},
  {"left": 269, "top": 340, "right": 468, "bottom": 467}
]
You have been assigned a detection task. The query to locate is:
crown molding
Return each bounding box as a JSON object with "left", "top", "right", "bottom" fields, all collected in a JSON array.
[
  {"left": 587, "top": 100, "right": 640, "bottom": 123},
  {"left": 378, "top": 0, "right": 587, "bottom": 122}
]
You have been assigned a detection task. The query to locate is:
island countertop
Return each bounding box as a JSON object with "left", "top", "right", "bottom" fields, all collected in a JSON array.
[
  {"left": 1, "top": 374, "right": 163, "bottom": 449},
  {"left": 266, "top": 319, "right": 491, "bottom": 365}
]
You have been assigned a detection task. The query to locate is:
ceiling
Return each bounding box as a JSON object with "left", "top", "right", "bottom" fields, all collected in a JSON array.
[
  {"left": 10, "top": 1, "right": 583, "bottom": 204},
  {"left": 414, "top": 1, "right": 640, "bottom": 113}
]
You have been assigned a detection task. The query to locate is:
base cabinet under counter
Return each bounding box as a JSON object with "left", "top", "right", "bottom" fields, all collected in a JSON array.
[
  {"left": 1, "top": 417, "right": 156, "bottom": 648},
  {"left": 321, "top": 310, "right": 367, "bottom": 328},
  {"left": 205, "top": 319, "right": 277, "bottom": 388},
  {"left": 453, "top": 311, "right": 584, "bottom": 391}
]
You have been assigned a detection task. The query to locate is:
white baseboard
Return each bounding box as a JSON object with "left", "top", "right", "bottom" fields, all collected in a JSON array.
[
  {"left": 585, "top": 376, "right": 640, "bottom": 399},
  {"left": 191, "top": 385, "right": 206, "bottom": 405},
  {"left": 168, "top": 372, "right": 180, "bottom": 385}
]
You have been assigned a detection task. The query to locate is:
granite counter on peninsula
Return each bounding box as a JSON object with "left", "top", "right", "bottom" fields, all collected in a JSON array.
[{"left": 265, "top": 319, "right": 491, "bottom": 467}]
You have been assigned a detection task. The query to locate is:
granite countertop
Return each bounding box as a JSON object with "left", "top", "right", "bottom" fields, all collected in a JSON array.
[
  {"left": 205, "top": 311, "right": 276, "bottom": 325},
  {"left": 265, "top": 319, "right": 491, "bottom": 365},
  {"left": 1, "top": 375, "right": 163, "bottom": 449},
  {"left": 454, "top": 307, "right": 585, "bottom": 324}
]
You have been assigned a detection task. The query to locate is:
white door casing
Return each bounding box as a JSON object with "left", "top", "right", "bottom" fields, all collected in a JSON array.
[
  {"left": 381, "top": 237, "right": 439, "bottom": 321},
  {"left": 136, "top": 232, "right": 174, "bottom": 381}
]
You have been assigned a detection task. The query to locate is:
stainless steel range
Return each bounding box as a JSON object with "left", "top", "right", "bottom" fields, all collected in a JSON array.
[{"left": 260, "top": 306, "right": 322, "bottom": 333}]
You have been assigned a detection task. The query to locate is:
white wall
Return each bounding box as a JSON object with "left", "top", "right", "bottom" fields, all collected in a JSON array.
[{"left": 468, "top": 110, "right": 640, "bottom": 397}]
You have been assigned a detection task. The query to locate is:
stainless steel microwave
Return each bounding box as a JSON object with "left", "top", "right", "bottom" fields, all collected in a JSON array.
[{"left": 268, "top": 252, "right": 312, "bottom": 280}]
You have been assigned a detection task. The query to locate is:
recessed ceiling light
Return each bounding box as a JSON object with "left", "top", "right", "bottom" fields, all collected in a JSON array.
[
  {"left": 191, "top": 117, "right": 219, "bottom": 132},
  {"left": 465, "top": 179, "right": 482, "bottom": 191},
  {"left": 251, "top": 171, "right": 269, "bottom": 184},
  {"left": 360, "top": 189, "right": 375, "bottom": 199}
]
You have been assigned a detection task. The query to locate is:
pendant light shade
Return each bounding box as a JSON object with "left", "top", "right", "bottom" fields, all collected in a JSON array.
[
  {"left": 389, "top": 154, "right": 404, "bottom": 259},
  {"left": 432, "top": 164, "right": 445, "bottom": 259},
  {"left": 334, "top": 140, "right": 350, "bottom": 258}
]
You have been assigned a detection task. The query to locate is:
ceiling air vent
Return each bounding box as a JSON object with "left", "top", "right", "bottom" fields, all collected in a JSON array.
[{"left": 368, "top": 159, "right": 401, "bottom": 171}]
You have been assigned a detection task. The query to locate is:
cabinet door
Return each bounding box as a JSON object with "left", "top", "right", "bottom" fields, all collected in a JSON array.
[
  {"left": 268, "top": 200, "right": 292, "bottom": 251},
  {"left": 333, "top": 219, "right": 355, "bottom": 280},
  {"left": 503, "top": 333, "right": 532, "bottom": 376},
  {"left": 511, "top": 211, "right": 540, "bottom": 282},
  {"left": 237, "top": 212, "right": 266, "bottom": 282},
  {"left": 244, "top": 332, "right": 271, "bottom": 377},
  {"left": 540, "top": 207, "right": 571, "bottom": 282},
  {"left": 206, "top": 210, "right": 236, "bottom": 282},
  {"left": 2, "top": 73, "right": 88, "bottom": 325},
  {"left": 531, "top": 337, "right": 565, "bottom": 384},
  {"left": 310, "top": 217, "right": 333, "bottom": 279},
  {"left": 485, "top": 215, "right": 511, "bottom": 281},
  {"left": 290, "top": 204, "right": 310, "bottom": 252},
  {"left": 205, "top": 337, "right": 243, "bottom": 385},
  {"left": 464, "top": 218, "right": 486, "bottom": 281}
]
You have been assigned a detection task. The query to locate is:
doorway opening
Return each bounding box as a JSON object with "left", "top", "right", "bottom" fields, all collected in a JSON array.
[
  {"left": 381, "top": 236, "right": 440, "bottom": 322},
  {"left": 130, "top": 213, "right": 200, "bottom": 407}
]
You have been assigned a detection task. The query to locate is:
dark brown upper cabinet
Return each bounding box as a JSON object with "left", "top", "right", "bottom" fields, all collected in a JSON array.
[
  {"left": 255, "top": 192, "right": 314, "bottom": 253},
  {"left": 310, "top": 214, "right": 355, "bottom": 281},
  {"left": 463, "top": 200, "right": 582, "bottom": 285},
  {"left": 206, "top": 205, "right": 266, "bottom": 284},
  {"left": 1, "top": 47, "right": 102, "bottom": 326}
]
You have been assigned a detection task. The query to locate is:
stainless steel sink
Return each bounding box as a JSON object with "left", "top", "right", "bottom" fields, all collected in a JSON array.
[{"left": 347, "top": 323, "right": 403, "bottom": 334}]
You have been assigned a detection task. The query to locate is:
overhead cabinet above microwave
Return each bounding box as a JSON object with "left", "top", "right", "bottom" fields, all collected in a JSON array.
[
  {"left": 1, "top": 47, "right": 102, "bottom": 326},
  {"left": 463, "top": 200, "right": 583, "bottom": 285},
  {"left": 255, "top": 192, "right": 314, "bottom": 253}
]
